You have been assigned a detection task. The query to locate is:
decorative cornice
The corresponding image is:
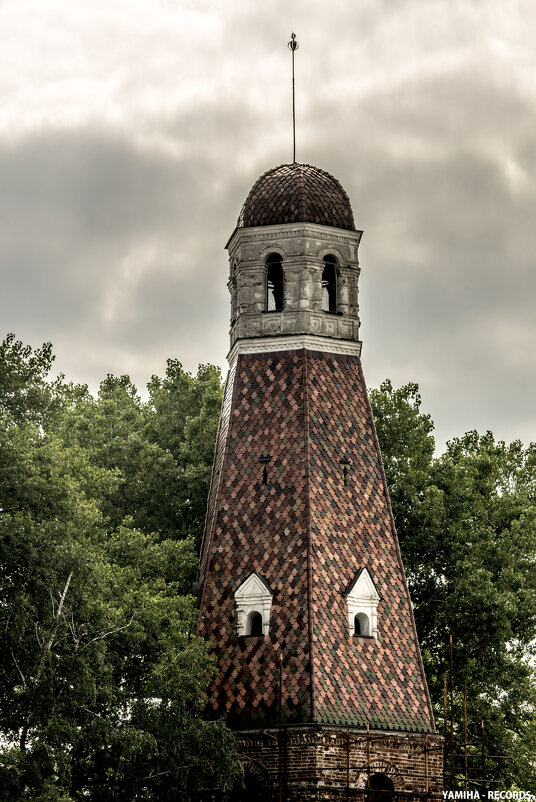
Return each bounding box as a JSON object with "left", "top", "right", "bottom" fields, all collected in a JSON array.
[
  {"left": 227, "top": 221, "right": 363, "bottom": 252},
  {"left": 227, "top": 334, "right": 362, "bottom": 367}
]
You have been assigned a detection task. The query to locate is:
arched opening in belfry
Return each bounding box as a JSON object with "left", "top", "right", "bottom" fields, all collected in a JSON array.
[
  {"left": 369, "top": 772, "right": 395, "bottom": 802},
  {"left": 230, "top": 259, "right": 238, "bottom": 323},
  {"left": 246, "top": 611, "right": 263, "bottom": 637},
  {"left": 266, "top": 253, "right": 284, "bottom": 311},
  {"left": 322, "top": 254, "right": 338, "bottom": 312}
]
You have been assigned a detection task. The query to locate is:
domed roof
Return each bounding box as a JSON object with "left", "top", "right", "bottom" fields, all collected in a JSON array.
[{"left": 237, "top": 162, "right": 355, "bottom": 231}]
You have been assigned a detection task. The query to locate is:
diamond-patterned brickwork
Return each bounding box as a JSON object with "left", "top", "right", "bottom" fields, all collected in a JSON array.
[
  {"left": 306, "top": 352, "right": 432, "bottom": 732},
  {"left": 237, "top": 163, "right": 356, "bottom": 231},
  {"left": 198, "top": 348, "right": 434, "bottom": 733},
  {"left": 198, "top": 359, "right": 236, "bottom": 582},
  {"left": 198, "top": 351, "right": 311, "bottom": 728}
]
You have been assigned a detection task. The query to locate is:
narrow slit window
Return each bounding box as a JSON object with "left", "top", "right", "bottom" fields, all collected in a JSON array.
[
  {"left": 340, "top": 458, "right": 351, "bottom": 487},
  {"left": 259, "top": 454, "right": 271, "bottom": 486},
  {"left": 322, "top": 255, "right": 337, "bottom": 313},
  {"left": 266, "top": 254, "right": 284, "bottom": 311}
]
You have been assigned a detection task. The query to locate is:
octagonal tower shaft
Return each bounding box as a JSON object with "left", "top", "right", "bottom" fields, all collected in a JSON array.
[{"left": 197, "top": 213, "right": 435, "bottom": 734}]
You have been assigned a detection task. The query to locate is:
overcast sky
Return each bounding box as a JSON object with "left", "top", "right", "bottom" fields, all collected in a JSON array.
[{"left": 1, "top": 0, "right": 535, "bottom": 449}]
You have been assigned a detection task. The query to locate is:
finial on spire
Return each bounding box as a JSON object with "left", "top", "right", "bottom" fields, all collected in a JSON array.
[
  {"left": 288, "top": 32, "right": 299, "bottom": 163},
  {"left": 288, "top": 31, "right": 298, "bottom": 51}
]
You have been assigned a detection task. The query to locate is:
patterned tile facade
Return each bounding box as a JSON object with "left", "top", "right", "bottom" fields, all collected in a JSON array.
[
  {"left": 198, "top": 359, "right": 237, "bottom": 581},
  {"left": 198, "top": 350, "right": 311, "bottom": 727},
  {"left": 197, "top": 348, "right": 434, "bottom": 733},
  {"left": 306, "top": 352, "right": 432, "bottom": 732},
  {"left": 237, "top": 163, "right": 356, "bottom": 231}
]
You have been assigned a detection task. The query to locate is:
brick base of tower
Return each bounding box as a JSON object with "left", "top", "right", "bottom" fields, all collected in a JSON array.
[
  {"left": 198, "top": 725, "right": 443, "bottom": 801},
  {"left": 236, "top": 726, "right": 443, "bottom": 801}
]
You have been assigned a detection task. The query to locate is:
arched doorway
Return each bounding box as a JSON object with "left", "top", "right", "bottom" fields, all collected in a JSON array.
[
  {"left": 369, "top": 772, "right": 395, "bottom": 802},
  {"left": 234, "top": 762, "right": 272, "bottom": 802}
]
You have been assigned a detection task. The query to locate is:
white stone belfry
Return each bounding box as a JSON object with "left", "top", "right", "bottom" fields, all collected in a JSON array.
[
  {"left": 227, "top": 223, "right": 362, "bottom": 352},
  {"left": 345, "top": 568, "right": 380, "bottom": 638},
  {"left": 234, "top": 573, "right": 273, "bottom": 637}
]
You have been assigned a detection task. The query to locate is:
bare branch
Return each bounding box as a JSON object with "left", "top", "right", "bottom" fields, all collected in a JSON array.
[
  {"left": 81, "top": 612, "right": 136, "bottom": 649},
  {"left": 10, "top": 649, "right": 27, "bottom": 689},
  {"left": 56, "top": 572, "right": 72, "bottom": 621},
  {"left": 49, "top": 588, "right": 57, "bottom": 618},
  {"left": 34, "top": 621, "right": 43, "bottom": 649},
  {"left": 46, "top": 572, "right": 73, "bottom": 652},
  {"left": 81, "top": 706, "right": 103, "bottom": 720},
  {"left": 67, "top": 611, "right": 82, "bottom": 649},
  {"left": 145, "top": 769, "right": 174, "bottom": 779}
]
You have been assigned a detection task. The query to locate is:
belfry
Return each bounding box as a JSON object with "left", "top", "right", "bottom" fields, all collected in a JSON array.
[{"left": 197, "top": 162, "right": 443, "bottom": 800}]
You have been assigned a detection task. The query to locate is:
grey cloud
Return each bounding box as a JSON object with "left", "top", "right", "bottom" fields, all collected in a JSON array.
[
  {"left": 355, "top": 142, "right": 536, "bottom": 446},
  {"left": 1, "top": 0, "right": 536, "bottom": 452},
  {"left": 0, "top": 128, "right": 235, "bottom": 388}
]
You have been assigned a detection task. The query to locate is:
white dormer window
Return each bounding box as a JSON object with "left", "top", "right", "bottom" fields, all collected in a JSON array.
[
  {"left": 345, "top": 568, "right": 380, "bottom": 638},
  {"left": 235, "top": 573, "right": 273, "bottom": 637}
]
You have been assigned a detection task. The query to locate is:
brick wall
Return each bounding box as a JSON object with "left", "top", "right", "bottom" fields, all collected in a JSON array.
[{"left": 235, "top": 725, "right": 444, "bottom": 801}]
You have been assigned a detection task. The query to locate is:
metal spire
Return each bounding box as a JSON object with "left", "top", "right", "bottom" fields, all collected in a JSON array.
[{"left": 288, "top": 32, "right": 299, "bottom": 163}]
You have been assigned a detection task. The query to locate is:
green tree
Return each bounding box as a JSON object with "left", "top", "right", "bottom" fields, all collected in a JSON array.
[
  {"left": 370, "top": 380, "right": 536, "bottom": 791},
  {"left": 146, "top": 359, "right": 224, "bottom": 543},
  {"left": 0, "top": 335, "right": 238, "bottom": 801},
  {"left": 55, "top": 361, "right": 223, "bottom": 545},
  {"left": 0, "top": 333, "right": 55, "bottom": 423}
]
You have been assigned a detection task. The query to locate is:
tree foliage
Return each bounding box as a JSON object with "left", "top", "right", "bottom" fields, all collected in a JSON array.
[
  {"left": 2, "top": 332, "right": 535, "bottom": 795},
  {"left": 56, "top": 360, "right": 223, "bottom": 545},
  {"left": 370, "top": 380, "right": 536, "bottom": 791},
  {"left": 0, "top": 335, "right": 238, "bottom": 801}
]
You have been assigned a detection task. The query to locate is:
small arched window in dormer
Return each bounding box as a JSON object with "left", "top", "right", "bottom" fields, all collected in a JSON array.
[
  {"left": 354, "top": 612, "right": 370, "bottom": 637},
  {"left": 247, "top": 611, "right": 263, "bottom": 637},
  {"left": 266, "top": 253, "right": 284, "bottom": 311},
  {"left": 322, "top": 255, "right": 337, "bottom": 313}
]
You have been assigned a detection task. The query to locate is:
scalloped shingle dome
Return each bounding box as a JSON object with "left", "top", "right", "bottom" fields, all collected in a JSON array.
[{"left": 237, "top": 163, "right": 355, "bottom": 231}]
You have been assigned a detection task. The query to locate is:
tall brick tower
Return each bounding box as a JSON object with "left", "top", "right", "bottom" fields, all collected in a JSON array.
[{"left": 197, "top": 163, "right": 443, "bottom": 800}]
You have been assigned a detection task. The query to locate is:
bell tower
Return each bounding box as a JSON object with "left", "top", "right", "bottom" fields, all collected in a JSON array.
[
  {"left": 228, "top": 163, "right": 360, "bottom": 352},
  {"left": 197, "top": 163, "right": 443, "bottom": 800}
]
